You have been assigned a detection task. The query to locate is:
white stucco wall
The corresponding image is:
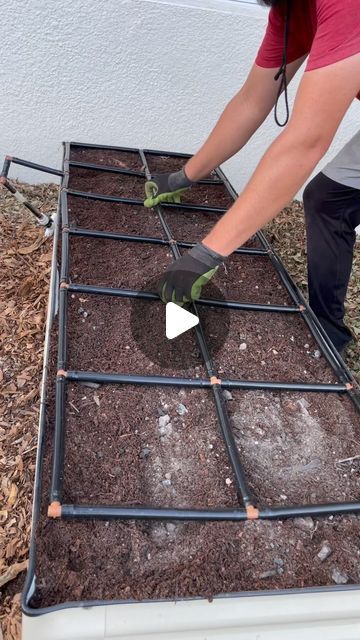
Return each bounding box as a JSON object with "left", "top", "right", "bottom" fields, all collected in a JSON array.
[{"left": 1, "top": 0, "right": 359, "bottom": 194}]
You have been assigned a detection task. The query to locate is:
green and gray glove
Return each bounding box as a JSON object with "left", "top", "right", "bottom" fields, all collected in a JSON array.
[
  {"left": 144, "top": 168, "right": 193, "bottom": 208},
  {"left": 158, "top": 242, "right": 225, "bottom": 305}
]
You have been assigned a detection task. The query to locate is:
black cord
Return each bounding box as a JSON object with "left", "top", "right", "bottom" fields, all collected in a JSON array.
[{"left": 274, "top": 0, "right": 292, "bottom": 127}]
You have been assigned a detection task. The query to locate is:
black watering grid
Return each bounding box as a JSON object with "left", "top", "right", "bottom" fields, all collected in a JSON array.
[{"left": 3, "top": 142, "right": 360, "bottom": 522}]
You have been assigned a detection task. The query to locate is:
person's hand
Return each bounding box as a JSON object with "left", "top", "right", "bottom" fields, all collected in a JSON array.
[
  {"left": 158, "top": 243, "right": 225, "bottom": 305},
  {"left": 144, "top": 168, "right": 193, "bottom": 208}
]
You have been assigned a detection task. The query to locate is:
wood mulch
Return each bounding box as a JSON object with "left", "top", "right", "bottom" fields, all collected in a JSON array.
[
  {"left": 0, "top": 183, "right": 57, "bottom": 640},
  {"left": 0, "top": 181, "right": 358, "bottom": 638}
]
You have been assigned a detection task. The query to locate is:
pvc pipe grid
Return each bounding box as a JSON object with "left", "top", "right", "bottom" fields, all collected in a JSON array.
[{"left": 3, "top": 143, "right": 359, "bottom": 522}]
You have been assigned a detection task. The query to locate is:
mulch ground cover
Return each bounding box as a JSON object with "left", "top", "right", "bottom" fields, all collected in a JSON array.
[
  {"left": 0, "top": 156, "right": 359, "bottom": 635},
  {"left": 0, "top": 183, "right": 57, "bottom": 639}
]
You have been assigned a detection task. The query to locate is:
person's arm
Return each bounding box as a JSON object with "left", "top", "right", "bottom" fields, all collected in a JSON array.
[
  {"left": 158, "top": 53, "right": 360, "bottom": 305},
  {"left": 144, "top": 58, "right": 305, "bottom": 208},
  {"left": 184, "top": 57, "right": 305, "bottom": 182},
  {"left": 203, "top": 53, "right": 360, "bottom": 255}
]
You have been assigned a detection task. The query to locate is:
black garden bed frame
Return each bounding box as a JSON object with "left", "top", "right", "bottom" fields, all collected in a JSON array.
[{"left": 3, "top": 142, "right": 360, "bottom": 525}]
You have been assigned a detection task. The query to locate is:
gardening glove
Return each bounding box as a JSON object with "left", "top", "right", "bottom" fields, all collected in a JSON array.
[
  {"left": 159, "top": 242, "right": 225, "bottom": 305},
  {"left": 144, "top": 168, "right": 193, "bottom": 208}
]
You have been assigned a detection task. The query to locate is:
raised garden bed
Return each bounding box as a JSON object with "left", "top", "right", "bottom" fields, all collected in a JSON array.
[{"left": 24, "top": 143, "right": 360, "bottom": 614}]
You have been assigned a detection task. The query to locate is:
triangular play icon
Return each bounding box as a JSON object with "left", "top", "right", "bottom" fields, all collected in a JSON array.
[{"left": 165, "top": 302, "right": 199, "bottom": 340}]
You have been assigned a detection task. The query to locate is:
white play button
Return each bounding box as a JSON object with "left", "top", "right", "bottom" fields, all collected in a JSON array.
[{"left": 165, "top": 302, "right": 199, "bottom": 340}]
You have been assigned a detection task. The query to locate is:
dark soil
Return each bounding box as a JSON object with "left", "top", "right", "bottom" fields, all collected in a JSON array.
[
  {"left": 70, "top": 147, "right": 143, "bottom": 171},
  {"left": 69, "top": 237, "right": 171, "bottom": 290},
  {"left": 69, "top": 168, "right": 146, "bottom": 200},
  {"left": 145, "top": 153, "right": 193, "bottom": 174},
  {"left": 163, "top": 206, "right": 260, "bottom": 248},
  {"left": 69, "top": 147, "right": 234, "bottom": 208},
  {"left": 68, "top": 195, "right": 165, "bottom": 238},
  {"left": 33, "top": 150, "right": 360, "bottom": 609},
  {"left": 199, "top": 307, "right": 337, "bottom": 383},
  {"left": 200, "top": 254, "right": 292, "bottom": 305},
  {"left": 67, "top": 294, "right": 205, "bottom": 378}
]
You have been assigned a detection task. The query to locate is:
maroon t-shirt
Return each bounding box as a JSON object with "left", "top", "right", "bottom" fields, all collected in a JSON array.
[{"left": 256, "top": 0, "right": 360, "bottom": 98}]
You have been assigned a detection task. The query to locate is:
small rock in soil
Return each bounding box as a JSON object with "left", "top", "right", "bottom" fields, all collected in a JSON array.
[
  {"left": 294, "top": 517, "right": 314, "bottom": 532},
  {"left": 166, "top": 523, "right": 176, "bottom": 534},
  {"left": 331, "top": 568, "right": 349, "bottom": 585},
  {"left": 159, "top": 423, "right": 173, "bottom": 437},
  {"left": 259, "top": 569, "right": 278, "bottom": 579},
  {"left": 223, "top": 390, "right": 233, "bottom": 401},
  {"left": 176, "top": 403, "right": 188, "bottom": 416},
  {"left": 313, "top": 350, "right": 321, "bottom": 359},
  {"left": 301, "top": 458, "right": 321, "bottom": 473},
  {"left": 274, "top": 558, "right": 284, "bottom": 574},
  {"left": 79, "top": 381, "right": 100, "bottom": 389},
  {"left": 164, "top": 472, "right": 172, "bottom": 480},
  {"left": 317, "top": 542, "right": 332, "bottom": 562},
  {"left": 140, "top": 447, "right": 151, "bottom": 459},
  {"left": 158, "top": 414, "right": 171, "bottom": 428},
  {"left": 298, "top": 397, "right": 310, "bottom": 409},
  {"left": 239, "top": 343, "right": 247, "bottom": 351}
]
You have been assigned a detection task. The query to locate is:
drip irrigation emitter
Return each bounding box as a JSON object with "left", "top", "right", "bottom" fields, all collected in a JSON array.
[{"left": 47, "top": 141, "right": 359, "bottom": 523}]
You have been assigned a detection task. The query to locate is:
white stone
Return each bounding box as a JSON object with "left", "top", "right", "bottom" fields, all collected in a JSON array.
[{"left": 158, "top": 414, "right": 171, "bottom": 428}]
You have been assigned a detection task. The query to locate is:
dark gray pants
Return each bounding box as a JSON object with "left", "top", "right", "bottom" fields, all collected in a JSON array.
[{"left": 303, "top": 172, "right": 360, "bottom": 352}]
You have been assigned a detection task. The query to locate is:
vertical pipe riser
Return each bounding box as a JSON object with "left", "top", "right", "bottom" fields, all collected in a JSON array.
[{"left": 50, "top": 377, "right": 66, "bottom": 503}]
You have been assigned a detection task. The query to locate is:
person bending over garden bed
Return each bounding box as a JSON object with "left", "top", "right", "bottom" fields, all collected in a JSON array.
[{"left": 144, "top": 0, "right": 360, "bottom": 354}]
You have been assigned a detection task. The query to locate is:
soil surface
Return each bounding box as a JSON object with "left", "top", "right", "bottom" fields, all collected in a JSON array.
[
  {"left": 69, "top": 149, "right": 234, "bottom": 209},
  {"left": 68, "top": 195, "right": 165, "bottom": 238},
  {"left": 33, "top": 149, "right": 360, "bottom": 609},
  {"left": 67, "top": 294, "right": 205, "bottom": 378},
  {"left": 199, "top": 307, "right": 338, "bottom": 383},
  {"left": 70, "top": 237, "right": 171, "bottom": 290},
  {"left": 70, "top": 147, "right": 143, "bottom": 171},
  {"left": 163, "top": 206, "right": 260, "bottom": 248}
]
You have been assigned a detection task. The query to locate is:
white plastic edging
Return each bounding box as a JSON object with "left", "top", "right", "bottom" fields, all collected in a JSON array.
[{"left": 22, "top": 588, "right": 360, "bottom": 640}]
